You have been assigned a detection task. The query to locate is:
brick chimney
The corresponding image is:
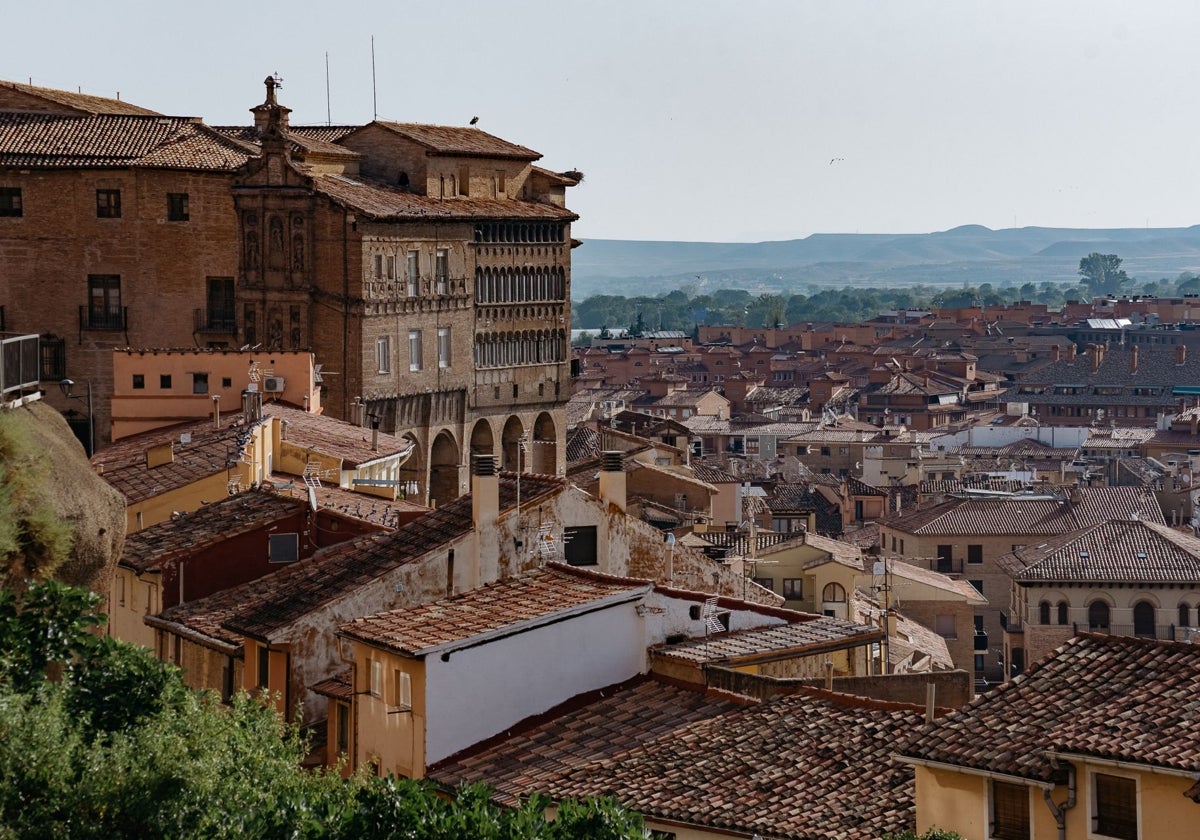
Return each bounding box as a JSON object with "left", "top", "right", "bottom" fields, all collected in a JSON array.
[
  {"left": 1130, "top": 344, "right": 1139, "bottom": 375},
  {"left": 1067, "top": 343, "right": 1077, "bottom": 364},
  {"left": 1178, "top": 344, "right": 1188, "bottom": 366},
  {"left": 598, "top": 451, "right": 626, "bottom": 513},
  {"left": 1051, "top": 345, "right": 1061, "bottom": 363}
]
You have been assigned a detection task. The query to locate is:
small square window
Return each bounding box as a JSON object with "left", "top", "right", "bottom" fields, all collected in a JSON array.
[
  {"left": 96, "top": 189, "right": 121, "bottom": 218},
  {"left": 783, "top": 578, "right": 803, "bottom": 599},
  {"left": 132, "top": 374, "right": 145, "bottom": 390},
  {"left": 167, "top": 192, "right": 189, "bottom": 221},
  {"left": 160, "top": 374, "right": 172, "bottom": 389},
  {"left": 0, "top": 186, "right": 22, "bottom": 217},
  {"left": 222, "top": 377, "right": 232, "bottom": 388}
]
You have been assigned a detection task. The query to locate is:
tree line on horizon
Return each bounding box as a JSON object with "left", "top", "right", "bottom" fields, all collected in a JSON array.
[{"left": 572, "top": 254, "right": 1200, "bottom": 334}]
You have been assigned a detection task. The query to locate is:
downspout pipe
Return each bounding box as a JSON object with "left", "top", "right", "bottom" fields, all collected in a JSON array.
[{"left": 1041, "top": 757, "right": 1077, "bottom": 840}]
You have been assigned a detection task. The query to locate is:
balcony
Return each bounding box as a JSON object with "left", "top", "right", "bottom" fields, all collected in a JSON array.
[
  {"left": 1076, "top": 622, "right": 1183, "bottom": 641},
  {"left": 973, "top": 631, "right": 989, "bottom": 651},
  {"left": 194, "top": 308, "right": 237, "bottom": 334},
  {"left": 79, "top": 305, "right": 127, "bottom": 332},
  {"left": 0, "top": 332, "right": 40, "bottom": 404}
]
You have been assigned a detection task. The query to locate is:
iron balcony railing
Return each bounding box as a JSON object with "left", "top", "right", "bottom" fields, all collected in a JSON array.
[{"left": 194, "top": 308, "right": 237, "bottom": 333}]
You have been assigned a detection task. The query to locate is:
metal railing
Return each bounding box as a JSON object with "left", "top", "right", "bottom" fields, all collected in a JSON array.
[
  {"left": 79, "top": 305, "right": 127, "bottom": 332},
  {"left": 1073, "top": 622, "right": 1181, "bottom": 641},
  {"left": 194, "top": 308, "right": 237, "bottom": 333},
  {"left": 0, "top": 333, "right": 40, "bottom": 402}
]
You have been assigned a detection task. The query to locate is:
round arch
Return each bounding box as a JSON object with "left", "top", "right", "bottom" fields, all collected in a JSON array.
[
  {"left": 429, "top": 430, "right": 462, "bottom": 508},
  {"left": 1133, "top": 600, "right": 1157, "bottom": 638},
  {"left": 501, "top": 415, "right": 525, "bottom": 473},
  {"left": 531, "top": 412, "right": 558, "bottom": 475},
  {"left": 469, "top": 419, "right": 494, "bottom": 458}
]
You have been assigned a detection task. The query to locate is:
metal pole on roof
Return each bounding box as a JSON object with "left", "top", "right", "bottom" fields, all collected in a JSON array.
[{"left": 370, "top": 36, "right": 377, "bottom": 121}]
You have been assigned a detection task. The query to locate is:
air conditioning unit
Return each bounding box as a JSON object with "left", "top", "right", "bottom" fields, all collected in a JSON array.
[{"left": 263, "top": 376, "right": 286, "bottom": 393}]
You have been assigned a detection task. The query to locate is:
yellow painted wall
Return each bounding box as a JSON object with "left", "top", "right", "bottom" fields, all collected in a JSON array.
[
  {"left": 915, "top": 766, "right": 986, "bottom": 839},
  {"left": 108, "top": 566, "right": 160, "bottom": 648},
  {"left": 126, "top": 471, "right": 245, "bottom": 532},
  {"left": 352, "top": 641, "right": 427, "bottom": 779}
]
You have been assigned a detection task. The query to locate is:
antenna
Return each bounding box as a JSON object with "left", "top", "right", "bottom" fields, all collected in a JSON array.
[
  {"left": 325, "top": 51, "right": 331, "bottom": 126},
  {"left": 370, "top": 35, "right": 378, "bottom": 121}
]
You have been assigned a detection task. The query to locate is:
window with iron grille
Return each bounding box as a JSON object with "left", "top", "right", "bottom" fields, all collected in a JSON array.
[
  {"left": 39, "top": 334, "right": 65, "bottom": 380},
  {"left": 1094, "top": 773, "right": 1137, "bottom": 839},
  {"left": 990, "top": 780, "right": 1029, "bottom": 840},
  {"left": 87, "top": 274, "right": 122, "bottom": 329}
]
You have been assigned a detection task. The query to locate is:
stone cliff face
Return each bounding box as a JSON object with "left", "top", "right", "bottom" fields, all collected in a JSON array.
[{"left": 0, "top": 401, "right": 124, "bottom": 592}]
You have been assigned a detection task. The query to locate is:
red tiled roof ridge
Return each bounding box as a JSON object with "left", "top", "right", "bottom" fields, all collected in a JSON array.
[{"left": 648, "top": 582, "right": 811, "bottom": 623}]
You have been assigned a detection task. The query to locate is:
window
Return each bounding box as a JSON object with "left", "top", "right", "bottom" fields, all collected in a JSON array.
[
  {"left": 1057, "top": 601, "right": 1069, "bottom": 625},
  {"left": 406, "top": 250, "right": 419, "bottom": 296},
  {"left": 822, "top": 582, "right": 846, "bottom": 603},
  {"left": 386, "top": 254, "right": 395, "bottom": 279},
  {"left": 0, "top": 186, "right": 21, "bottom": 217},
  {"left": 132, "top": 374, "right": 145, "bottom": 389},
  {"left": 160, "top": 374, "right": 172, "bottom": 389},
  {"left": 96, "top": 189, "right": 121, "bottom": 218},
  {"left": 782, "top": 579, "right": 803, "bottom": 599},
  {"left": 1039, "top": 600, "right": 1051, "bottom": 625},
  {"left": 1088, "top": 600, "right": 1111, "bottom": 631},
  {"left": 436, "top": 327, "right": 452, "bottom": 368},
  {"left": 820, "top": 446, "right": 831, "bottom": 457},
  {"left": 192, "top": 373, "right": 208, "bottom": 395},
  {"left": 564, "top": 525, "right": 598, "bottom": 566},
  {"left": 369, "top": 659, "right": 382, "bottom": 697},
  {"left": 116, "top": 574, "right": 125, "bottom": 607},
  {"left": 377, "top": 335, "right": 391, "bottom": 373},
  {"left": 934, "top": 614, "right": 957, "bottom": 639},
  {"left": 206, "top": 277, "right": 235, "bottom": 330},
  {"left": 967, "top": 544, "right": 984, "bottom": 564},
  {"left": 222, "top": 377, "right": 232, "bottom": 388},
  {"left": 1180, "top": 603, "right": 1192, "bottom": 628},
  {"left": 990, "top": 780, "right": 1030, "bottom": 840},
  {"left": 408, "top": 330, "right": 422, "bottom": 371},
  {"left": 435, "top": 248, "right": 449, "bottom": 294},
  {"left": 392, "top": 670, "right": 412, "bottom": 709},
  {"left": 373, "top": 254, "right": 384, "bottom": 279},
  {"left": 1093, "top": 773, "right": 1137, "bottom": 840},
  {"left": 969, "top": 579, "right": 984, "bottom": 596},
  {"left": 268, "top": 533, "right": 299, "bottom": 563},
  {"left": 752, "top": 577, "right": 773, "bottom": 590},
  {"left": 257, "top": 645, "right": 270, "bottom": 690},
  {"left": 39, "top": 334, "right": 65, "bottom": 380},
  {"left": 1132, "top": 601, "right": 1155, "bottom": 638},
  {"left": 87, "top": 274, "right": 122, "bottom": 329},
  {"left": 335, "top": 702, "right": 349, "bottom": 754},
  {"left": 167, "top": 192, "right": 189, "bottom": 221}
]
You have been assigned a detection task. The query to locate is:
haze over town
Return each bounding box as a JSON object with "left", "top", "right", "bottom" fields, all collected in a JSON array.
[{"left": 5, "top": 0, "right": 1199, "bottom": 242}]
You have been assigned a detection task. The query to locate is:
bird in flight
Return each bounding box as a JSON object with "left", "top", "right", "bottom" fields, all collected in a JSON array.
[{"left": 830, "top": 157, "right": 845, "bottom": 165}]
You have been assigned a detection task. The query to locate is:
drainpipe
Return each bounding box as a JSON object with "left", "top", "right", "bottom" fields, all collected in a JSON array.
[{"left": 1041, "top": 757, "right": 1077, "bottom": 840}]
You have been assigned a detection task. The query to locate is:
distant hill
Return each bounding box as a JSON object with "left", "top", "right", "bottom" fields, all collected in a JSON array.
[{"left": 571, "top": 225, "right": 1200, "bottom": 299}]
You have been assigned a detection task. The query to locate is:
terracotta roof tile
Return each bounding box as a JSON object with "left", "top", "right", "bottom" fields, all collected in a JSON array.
[
  {"left": 310, "top": 670, "right": 353, "bottom": 700},
  {"left": 880, "top": 486, "right": 1163, "bottom": 537},
  {"left": 264, "top": 402, "right": 413, "bottom": 467},
  {"left": 220, "top": 474, "right": 563, "bottom": 641},
  {"left": 0, "top": 80, "right": 161, "bottom": 116},
  {"left": 541, "top": 687, "right": 922, "bottom": 839},
  {"left": 899, "top": 634, "right": 1200, "bottom": 780},
  {"left": 338, "top": 563, "right": 650, "bottom": 656},
  {"left": 428, "top": 677, "right": 743, "bottom": 805},
  {"left": 0, "top": 113, "right": 253, "bottom": 170},
  {"left": 314, "top": 173, "right": 576, "bottom": 222},
  {"left": 368, "top": 121, "right": 541, "bottom": 159},
  {"left": 653, "top": 616, "right": 883, "bottom": 665},
  {"left": 1000, "top": 518, "right": 1200, "bottom": 582},
  {"left": 121, "top": 490, "right": 306, "bottom": 573}
]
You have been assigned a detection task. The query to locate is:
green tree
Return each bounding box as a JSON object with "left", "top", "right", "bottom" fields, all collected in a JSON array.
[{"left": 1078, "top": 253, "right": 1129, "bottom": 296}]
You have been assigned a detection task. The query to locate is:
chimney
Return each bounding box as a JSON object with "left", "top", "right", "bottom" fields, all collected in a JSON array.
[
  {"left": 1051, "top": 344, "right": 1061, "bottom": 363},
  {"left": 211, "top": 395, "right": 221, "bottom": 429},
  {"left": 1130, "top": 344, "right": 1138, "bottom": 375},
  {"left": 599, "top": 451, "right": 626, "bottom": 513},
  {"left": 242, "top": 387, "right": 262, "bottom": 425},
  {"left": 471, "top": 455, "right": 499, "bottom": 531},
  {"left": 1178, "top": 344, "right": 1188, "bottom": 366},
  {"left": 1067, "top": 343, "right": 1077, "bottom": 364}
]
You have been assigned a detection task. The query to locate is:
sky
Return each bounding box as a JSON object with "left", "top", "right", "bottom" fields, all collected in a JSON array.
[{"left": 5, "top": 1, "right": 1200, "bottom": 242}]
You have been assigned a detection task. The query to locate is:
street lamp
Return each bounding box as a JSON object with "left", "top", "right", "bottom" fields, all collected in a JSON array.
[{"left": 59, "top": 378, "right": 93, "bottom": 457}]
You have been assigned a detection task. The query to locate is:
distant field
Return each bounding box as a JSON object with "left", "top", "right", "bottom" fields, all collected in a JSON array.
[{"left": 570, "top": 224, "right": 1200, "bottom": 299}]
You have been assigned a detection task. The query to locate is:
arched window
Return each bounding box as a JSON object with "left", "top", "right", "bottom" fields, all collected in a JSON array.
[
  {"left": 1180, "top": 603, "right": 1192, "bottom": 628},
  {"left": 1039, "top": 601, "right": 1051, "bottom": 625},
  {"left": 1088, "top": 600, "right": 1110, "bottom": 631},
  {"left": 1057, "top": 601, "right": 1068, "bottom": 626},
  {"left": 822, "top": 582, "right": 847, "bottom": 603},
  {"left": 1133, "top": 601, "right": 1156, "bottom": 638}
]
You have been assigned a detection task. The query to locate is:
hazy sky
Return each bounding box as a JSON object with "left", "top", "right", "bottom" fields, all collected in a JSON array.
[{"left": 5, "top": 1, "right": 1199, "bottom": 242}]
